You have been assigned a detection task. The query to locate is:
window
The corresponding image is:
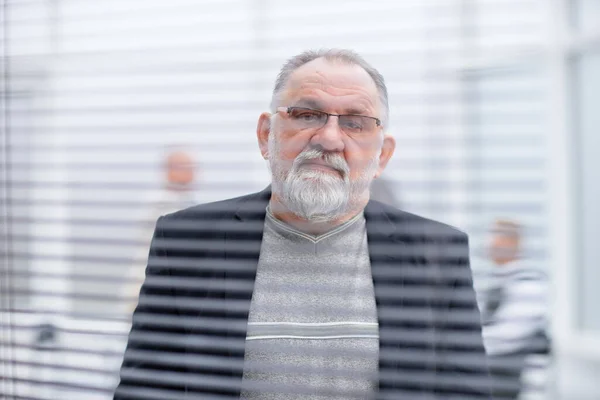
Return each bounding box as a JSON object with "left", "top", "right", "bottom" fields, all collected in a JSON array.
[
  {"left": 574, "top": 51, "right": 600, "bottom": 332},
  {"left": 572, "top": 0, "right": 600, "bottom": 34}
]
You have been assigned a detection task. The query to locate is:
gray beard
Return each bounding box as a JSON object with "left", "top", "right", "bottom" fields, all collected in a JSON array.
[
  {"left": 279, "top": 167, "right": 350, "bottom": 222},
  {"left": 269, "top": 135, "right": 378, "bottom": 222}
]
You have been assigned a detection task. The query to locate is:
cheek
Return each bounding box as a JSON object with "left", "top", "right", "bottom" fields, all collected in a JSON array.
[
  {"left": 275, "top": 129, "right": 313, "bottom": 161},
  {"left": 344, "top": 141, "right": 381, "bottom": 176},
  {"left": 492, "top": 238, "right": 511, "bottom": 249}
]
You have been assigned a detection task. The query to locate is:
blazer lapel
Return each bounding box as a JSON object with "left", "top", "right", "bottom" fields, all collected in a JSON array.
[
  {"left": 218, "top": 187, "right": 270, "bottom": 391},
  {"left": 365, "top": 201, "right": 436, "bottom": 397},
  {"left": 225, "top": 186, "right": 271, "bottom": 322},
  {"left": 180, "top": 187, "right": 269, "bottom": 396}
]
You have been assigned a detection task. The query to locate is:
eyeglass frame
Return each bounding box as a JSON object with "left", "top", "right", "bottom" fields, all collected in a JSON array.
[{"left": 276, "top": 106, "right": 382, "bottom": 134}]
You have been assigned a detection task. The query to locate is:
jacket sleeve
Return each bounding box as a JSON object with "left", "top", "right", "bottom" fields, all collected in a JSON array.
[
  {"left": 114, "top": 216, "right": 188, "bottom": 399},
  {"left": 435, "top": 231, "right": 492, "bottom": 399}
]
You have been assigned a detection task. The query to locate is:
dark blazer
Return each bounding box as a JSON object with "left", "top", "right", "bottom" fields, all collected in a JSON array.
[{"left": 115, "top": 187, "right": 490, "bottom": 399}]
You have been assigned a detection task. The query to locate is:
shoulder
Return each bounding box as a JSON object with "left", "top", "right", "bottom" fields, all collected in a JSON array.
[
  {"left": 151, "top": 190, "right": 268, "bottom": 238},
  {"left": 370, "top": 202, "right": 471, "bottom": 283},
  {"left": 500, "top": 261, "right": 548, "bottom": 283},
  {"left": 161, "top": 190, "right": 266, "bottom": 222},
  {"left": 371, "top": 200, "right": 468, "bottom": 244}
]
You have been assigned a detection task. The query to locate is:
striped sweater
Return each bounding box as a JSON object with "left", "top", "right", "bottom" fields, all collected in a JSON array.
[{"left": 240, "top": 208, "right": 379, "bottom": 399}]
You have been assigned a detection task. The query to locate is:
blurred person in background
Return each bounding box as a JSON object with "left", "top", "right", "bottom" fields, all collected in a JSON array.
[
  {"left": 115, "top": 49, "right": 490, "bottom": 399},
  {"left": 481, "top": 219, "right": 549, "bottom": 399},
  {"left": 123, "top": 147, "right": 198, "bottom": 313}
]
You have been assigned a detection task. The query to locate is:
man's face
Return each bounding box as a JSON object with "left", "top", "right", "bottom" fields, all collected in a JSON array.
[
  {"left": 258, "top": 58, "right": 395, "bottom": 221},
  {"left": 166, "top": 151, "right": 195, "bottom": 188}
]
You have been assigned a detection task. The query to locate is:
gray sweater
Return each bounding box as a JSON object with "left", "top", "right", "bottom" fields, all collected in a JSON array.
[{"left": 240, "top": 208, "right": 379, "bottom": 399}]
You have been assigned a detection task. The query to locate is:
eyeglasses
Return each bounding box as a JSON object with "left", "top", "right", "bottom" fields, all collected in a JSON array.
[{"left": 277, "top": 106, "right": 381, "bottom": 135}]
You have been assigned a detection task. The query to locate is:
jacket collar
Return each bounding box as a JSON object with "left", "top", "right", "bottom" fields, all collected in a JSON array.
[{"left": 234, "top": 185, "right": 398, "bottom": 241}]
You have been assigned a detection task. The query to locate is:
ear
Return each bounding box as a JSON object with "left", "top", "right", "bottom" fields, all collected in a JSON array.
[
  {"left": 374, "top": 134, "right": 396, "bottom": 178},
  {"left": 257, "top": 112, "right": 272, "bottom": 159}
]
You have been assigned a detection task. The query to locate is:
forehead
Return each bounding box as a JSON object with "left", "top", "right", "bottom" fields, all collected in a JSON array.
[
  {"left": 281, "top": 58, "right": 379, "bottom": 113},
  {"left": 492, "top": 229, "right": 519, "bottom": 239},
  {"left": 167, "top": 152, "right": 193, "bottom": 164}
]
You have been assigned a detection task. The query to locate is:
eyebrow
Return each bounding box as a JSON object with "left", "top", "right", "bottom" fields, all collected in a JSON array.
[
  {"left": 293, "top": 98, "right": 325, "bottom": 110},
  {"left": 293, "top": 99, "right": 371, "bottom": 116}
]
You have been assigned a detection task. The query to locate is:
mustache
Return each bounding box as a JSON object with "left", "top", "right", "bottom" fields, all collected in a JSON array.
[{"left": 292, "top": 149, "right": 350, "bottom": 177}]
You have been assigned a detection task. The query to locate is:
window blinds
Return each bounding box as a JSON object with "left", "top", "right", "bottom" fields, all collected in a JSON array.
[{"left": 1, "top": 0, "right": 551, "bottom": 398}]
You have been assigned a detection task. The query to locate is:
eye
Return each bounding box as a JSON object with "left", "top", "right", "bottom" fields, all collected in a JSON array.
[
  {"left": 292, "top": 110, "right": 320, "bottom": 121},
  {"left": 289, "top": 108, "right": 326, "bottom": 124},
  {"left": 299, "top": 112, "right": 319, "bottom": 122},
  {"left": 340, "top": 116, "right": 364, "bottom": 132}
]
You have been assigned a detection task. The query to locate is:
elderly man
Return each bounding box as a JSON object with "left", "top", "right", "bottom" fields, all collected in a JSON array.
[{"left": 114, "top": 49, "right": 490, "bottom": 399}]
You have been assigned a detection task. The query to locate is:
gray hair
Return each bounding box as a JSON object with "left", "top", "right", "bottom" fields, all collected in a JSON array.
[{"left": 270, "top": 49, "right": 389, "bottom": 128}]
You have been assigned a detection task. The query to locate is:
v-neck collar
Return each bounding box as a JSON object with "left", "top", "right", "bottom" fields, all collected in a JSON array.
[{"left": 265, "top": 205, "right": 365, "bottom": 244}]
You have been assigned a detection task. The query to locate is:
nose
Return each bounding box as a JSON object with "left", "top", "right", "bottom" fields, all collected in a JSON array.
[{"left": 309, "top": 115, "right": 344, "bottom": 153}]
